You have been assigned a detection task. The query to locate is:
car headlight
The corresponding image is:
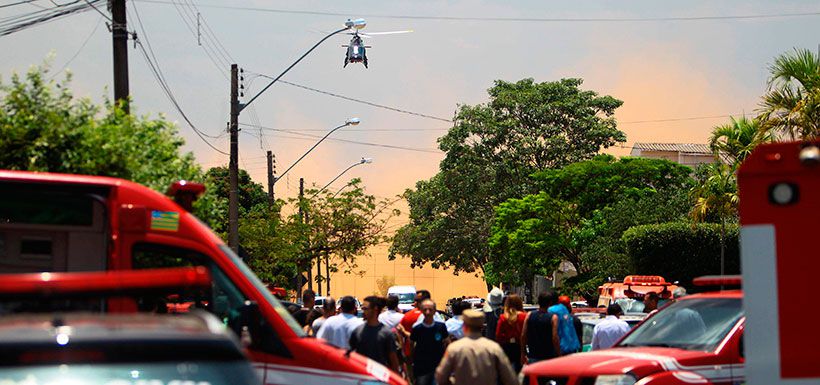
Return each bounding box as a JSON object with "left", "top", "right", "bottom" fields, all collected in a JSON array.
[{"left": 594, "top": 374, "right": 637, "bottom": 385}]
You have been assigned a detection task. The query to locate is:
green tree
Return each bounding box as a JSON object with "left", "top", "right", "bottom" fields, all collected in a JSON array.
[
  {"left": 759, "top": 48, "right": 820, "bottom": 140},
  {"left": 709, "top": 116, "right": 771, "bottom": 167},
  {"left": 391, "top": 78, "right": 625, "bottom": 281},
  {"left": 488, "top": 156, "right": 693, "bottom": 299},
  {"left": 0, "top": 64, "right": 202, "bottom": 191},
  {"left": 689, "top": 162, "right": 737, "bottom": 277}
]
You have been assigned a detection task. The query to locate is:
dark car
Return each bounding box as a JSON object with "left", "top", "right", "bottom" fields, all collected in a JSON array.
[{"left": 0, "top": 311, "right": 260, "bottom": 385}]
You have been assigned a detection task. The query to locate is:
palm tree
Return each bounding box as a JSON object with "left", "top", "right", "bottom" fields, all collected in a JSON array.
[
  {"left": 690, "top": 162, "right": 738, "bottom": 277},
  {"left": 709, "top": 116, "right": 771, "bottom": 167},
  {"left": 759, "top": 48, "right": 820, "bottom": 140}
]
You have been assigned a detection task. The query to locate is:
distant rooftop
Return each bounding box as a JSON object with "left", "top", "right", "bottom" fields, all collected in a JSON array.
[{"left": 631, "top": 142, "right": 712, "bottom": 154}]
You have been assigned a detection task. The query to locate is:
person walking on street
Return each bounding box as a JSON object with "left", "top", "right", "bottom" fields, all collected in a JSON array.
[
  {"left": 482, "top": 288, "right": 504, "bottom": 340},
  {"left": 445, "top": 301, "right": 467, "bottom": 341},
  {"left": 379, "top": 295, "right": 405, "bottom": 329},
  {"left": 435, "top": 309, "right": 517, "bottom": 385},
  {"left": 316, "top": 296, "right": 364, "bottom": 349},
  {"left": 591, "top": 304, "right": 631, "bottom": 350},
  {"left": 520, "top": 291, "right": 560, "bottom": 365},
  {"left": 559, "top": 296, "right": 583, "bottom": 351},
  {"left": 310, "top": 297, "right": 336, "bottom": 336},
  {"left": 294, "top": 289, "right": 322, "bottom": 328},
  {"left": 495, "top": 294, "right": 526, "bottom": 373},
  {"left": 350, "top": 296, "right": 400, "bottom": 373},
  {"left": 548, "top": 295, "right": 581, "bottom": 355},
  {"left": 410, "top": 299, "right": 449, "bottom": 385}
]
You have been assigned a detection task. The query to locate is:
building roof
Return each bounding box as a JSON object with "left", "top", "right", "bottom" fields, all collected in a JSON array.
[{"left": 631, "top": 142, "right": 712, "bottom": 154}]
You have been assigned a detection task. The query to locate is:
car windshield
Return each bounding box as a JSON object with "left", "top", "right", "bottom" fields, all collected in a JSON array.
[
  {"left": 397, "top": 293, "right": 415, "bottom": 304},
  {"left": 219, "top": 245, "right": 305, "bottom": 337},
  {"left": 618, "top": 297, "right": 742, "bottom": 351},
  {"left": 614, "top": 298, "right": 646, "bottom": 313},
  {"left": 0, "top": 362, "right": 258, "bottom": 385}
]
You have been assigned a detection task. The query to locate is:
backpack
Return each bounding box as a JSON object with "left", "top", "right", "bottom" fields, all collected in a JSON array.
[{"left": 548, "top": 304, "right": 580, "bottom": 354}]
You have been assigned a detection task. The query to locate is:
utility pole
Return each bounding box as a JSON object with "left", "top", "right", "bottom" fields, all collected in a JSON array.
[
  {"left": 297, "top": 178, "right": 304, "bottom": 300},
  {"left": 306, "top": 205, "right": 312, "bottom": 293},
  {"left": 266, "top": 151, "right": 275, "bottom": 206},
  {"left": 316, "top": 252, "right": 322, "bottom": 296},
  {"left": 325, "top": 251, "right": 330, "bottom": 295},
  {"left": 228, "top": 64, "right": 240, "bottom": 253},
  {"left": 110, "top": 0, "right": 129, "bottom": 113}
]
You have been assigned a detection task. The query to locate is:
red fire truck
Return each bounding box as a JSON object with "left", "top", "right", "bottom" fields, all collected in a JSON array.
[
  {"left": 596, "top": 275, "right": 679, "bottom": 312},
  {"left": 0, "top": 170, "right": 404, "bottom": 385}
]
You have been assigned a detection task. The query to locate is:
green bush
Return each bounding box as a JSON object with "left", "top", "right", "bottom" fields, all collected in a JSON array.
[{"left": 622, "top": 222, "right": 739, "bottom": 288}]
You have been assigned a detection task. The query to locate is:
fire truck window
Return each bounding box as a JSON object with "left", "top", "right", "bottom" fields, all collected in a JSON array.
[{"left": 132, "top": 243, "right": 289, "bottom": 357}]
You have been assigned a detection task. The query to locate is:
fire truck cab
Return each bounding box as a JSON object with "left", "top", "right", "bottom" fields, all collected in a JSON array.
[
  {"left": 0, "top": 171, "right": 404, "bottom": 385},
  {"left": 597, "top": 275, "right": 679, "bottom": 312}
]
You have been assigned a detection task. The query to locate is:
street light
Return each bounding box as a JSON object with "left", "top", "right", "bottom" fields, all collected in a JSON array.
[
  {"left": 274, "top": 118, "right": 361, "bottom": 185},
  {"left": 227, "top": 19, "right": 364, "bottom": 253},
  {"left": 312, "top": 157, "right": 374, "bottom": 198}
]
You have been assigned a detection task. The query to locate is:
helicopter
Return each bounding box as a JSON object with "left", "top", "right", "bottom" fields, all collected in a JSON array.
[{"left": 341, "top": 19, "right": 412, "bottom": 68}]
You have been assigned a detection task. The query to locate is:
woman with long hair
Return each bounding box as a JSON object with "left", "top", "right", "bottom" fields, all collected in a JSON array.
[{"left": 495, "top": 294, "right": 526, "bottom": 372}]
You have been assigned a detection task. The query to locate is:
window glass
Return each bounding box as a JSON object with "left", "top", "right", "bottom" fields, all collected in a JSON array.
[
  {"left": 132, "top": 243, "right": 293, "bottom": 354},
  {"left": 618, "top": 298, "right": 742, "bottom": 351},
  {"left": 0, "top": 362, "right": 258, "bottom": 385}
]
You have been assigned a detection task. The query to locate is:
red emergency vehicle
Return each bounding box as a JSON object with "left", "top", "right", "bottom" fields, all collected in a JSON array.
[
  {"left": 0, "top": 170, "right": 404, "bottom": 385},
  {"left": 522, "top": 276, "right": 744, "bottom": 385},
  {"left": 597, "top": 275, "right": 679, "bottom": 312}
]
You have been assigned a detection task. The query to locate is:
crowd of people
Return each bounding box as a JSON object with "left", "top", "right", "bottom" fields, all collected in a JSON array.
[{"left": 288, "top": 287, "right": 639, "bottom": 385}]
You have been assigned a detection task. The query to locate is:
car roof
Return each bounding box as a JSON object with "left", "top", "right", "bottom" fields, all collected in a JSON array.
[
  {"left": 0, "top": 312, "right": 230, "bottom": 343},
  {"left": 0, "top": 312, "right": 245, "bottom": 364}
]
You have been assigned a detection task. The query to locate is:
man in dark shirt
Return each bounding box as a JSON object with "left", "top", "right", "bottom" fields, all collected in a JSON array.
[
  {"left": 520, "top": 291, "right": 560, "bottom": 365},
  {"left": 410, "top": 299, "right": 449, "bottom": 385},
  {"left": 349, "top": 296, "right": 400, "bottom": 373},
  {"left": 293, "top": 289, "right": 322, "bottom": 328}
]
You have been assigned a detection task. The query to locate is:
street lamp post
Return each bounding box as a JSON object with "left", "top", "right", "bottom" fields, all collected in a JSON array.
[
  {"left": 313, "top": 157, "right": 374, "bottom": 198},
  {"left": 227, "top": 19, "right": 365, "bottom": 253},
  {"left": 312, "top": 157, "right": 373, "bottom": 295},
  {"left": 273, "top": 118, "right": 361, "bottom": 188}
]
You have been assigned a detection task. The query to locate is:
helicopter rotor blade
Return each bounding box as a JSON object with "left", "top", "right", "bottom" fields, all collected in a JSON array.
[{"left": 359, "top": 30, "right": 414, "bottom": 37}]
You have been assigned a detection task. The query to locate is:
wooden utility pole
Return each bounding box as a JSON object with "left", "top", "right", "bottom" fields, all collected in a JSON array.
[
  {"left": 316, "top": 252, "right": 322, "bottom": 296},
  {"left": 110, "top": 0, "right": 129, "bottom": 113},
  {"left": 266, "top": 151, "right": 275, "bottom": 206},
  {"left": 228, "top": 64, "right": 240, "bottom": 252},
  {"left": 297, "top": 178, "right": 304, "bottom": 300}
]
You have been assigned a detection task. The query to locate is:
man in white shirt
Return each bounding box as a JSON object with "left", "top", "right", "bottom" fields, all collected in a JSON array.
[
  {"left": 379, "top": 295, "right": 406, "bottom": 329},
  {"left": 316, "top": 296, "right": 364, "bottom": 349},
  {"left": 591, "top": 304, "right": 631, "bottom": 350}
]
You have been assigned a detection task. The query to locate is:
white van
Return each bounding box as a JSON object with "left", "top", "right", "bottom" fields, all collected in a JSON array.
[{"left": 387, "top": 285, "right": 417, "bottom": 312}]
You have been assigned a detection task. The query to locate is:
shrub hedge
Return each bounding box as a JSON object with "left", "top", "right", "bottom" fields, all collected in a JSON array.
[{"left": 621, "top": 222, "right": 739, "bottom": 288}]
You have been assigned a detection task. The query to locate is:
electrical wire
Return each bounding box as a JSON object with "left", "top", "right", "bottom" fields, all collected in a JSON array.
[
  {"left": 239, "top": 122, "right": 443, "bottom": 154},
  {"left": 131, "top": 0, "right": 820, "bottom": 23},
  {"left": 0, "top": 0, "right": 97, "bottom": 37},
  {"left": 0, "top": 1, "right": 40, "bottom": 9},
  {"left": 134, "top": 39, "right": 229, "bottom": 155},
  {"left": 47, "top": 14, "right": 102, "bottom": 80}
]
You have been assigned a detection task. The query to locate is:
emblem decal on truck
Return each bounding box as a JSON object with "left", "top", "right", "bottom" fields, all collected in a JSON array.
[{"left": 150, "top": 210, "right": 180, "bottom": 232}]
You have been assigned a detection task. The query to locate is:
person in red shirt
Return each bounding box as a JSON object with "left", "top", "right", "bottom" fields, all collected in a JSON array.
[{"left": 495, "top": 294, "right": 526, "bottom": 373}]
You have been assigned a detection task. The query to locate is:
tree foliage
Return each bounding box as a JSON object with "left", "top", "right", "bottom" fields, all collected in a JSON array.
[
  {"left": 391, "top": 78, "right": 625, "bottom": 278},
  {"left": 622, "top": 222, "right": 740, "bottom": 287},
  {"left": 759, "top": 48, "right": 820, "bottom": 140},
  {"left": 488, "top": 156, "right": 693, "bottom": 299},
  {"left": 0, "top": 64, "right": 202, "bottom": 192}
]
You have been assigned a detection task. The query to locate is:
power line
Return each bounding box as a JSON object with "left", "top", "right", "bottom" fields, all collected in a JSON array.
[
  {"left": 0, "top": 0, "right": 98, "bottom": 36},
  {"left": 131, "top": 1, "right": 820, "bottom": 23},
  {"left": 134, "top": 38, "right": 229, "bottom": 155},
  {"left": 47, "top": 14, "right": 102, "bottom": 80},
  {"left": 0, "top": 1, "right": 40, "bottom": 9},
  {"left": 239, "top": 122, "right": 443, "bottom": 154}
]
